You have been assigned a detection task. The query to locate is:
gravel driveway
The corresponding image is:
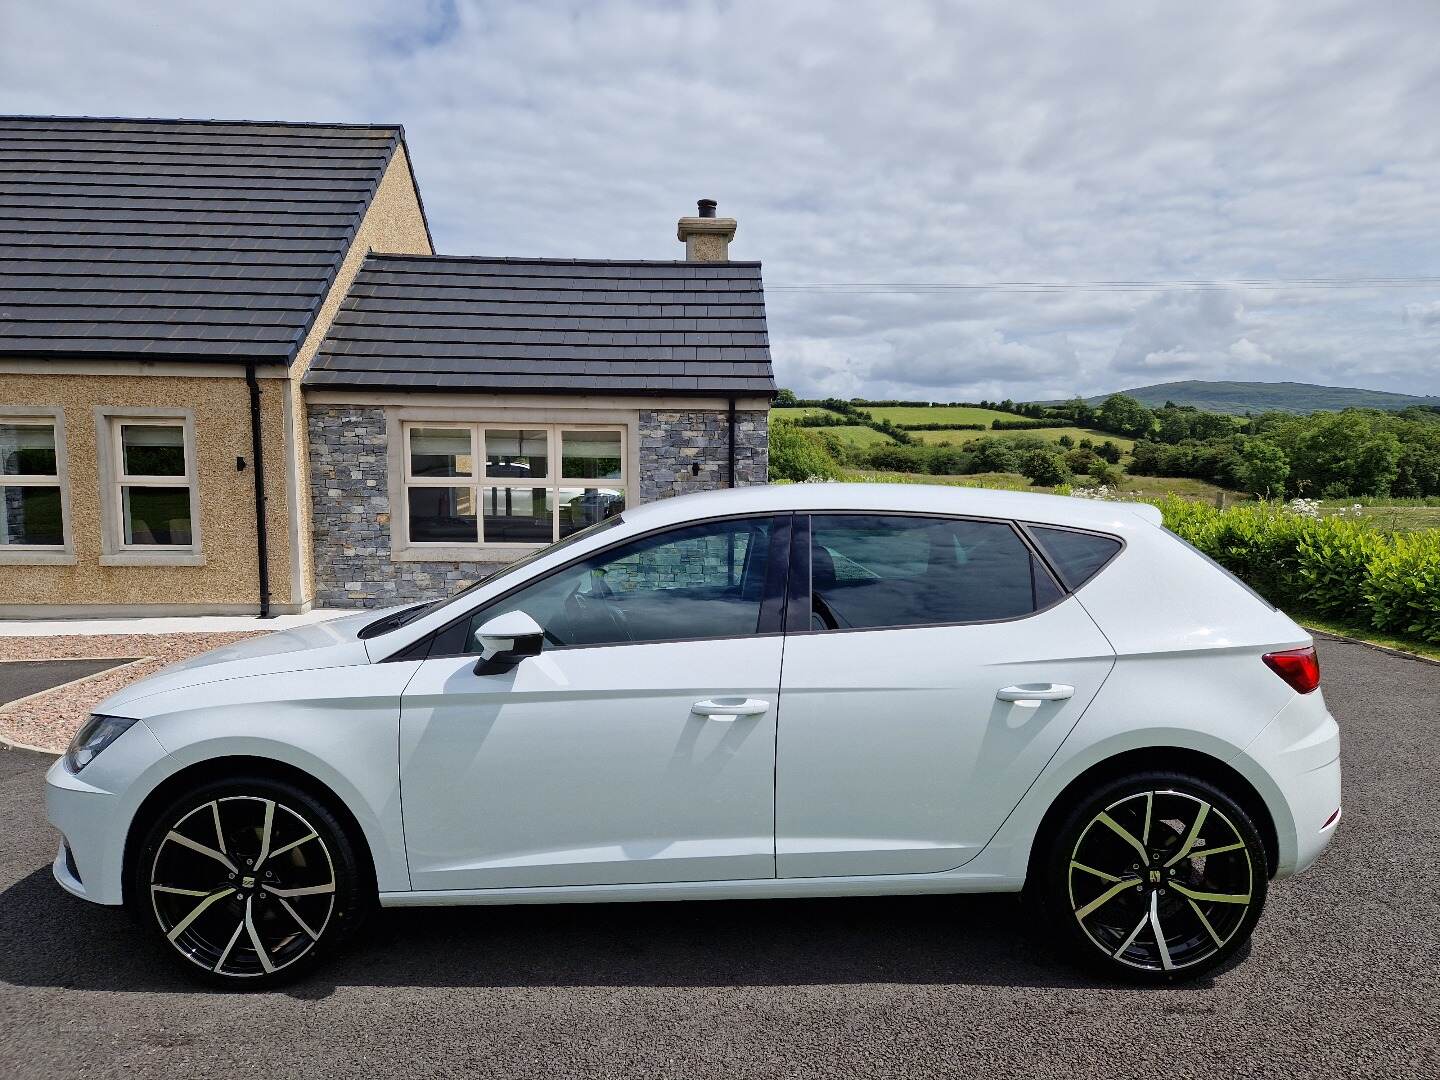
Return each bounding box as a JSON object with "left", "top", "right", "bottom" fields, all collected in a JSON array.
[{"left": 0, "top": 636, "right": 1435, "bottom": 1079}]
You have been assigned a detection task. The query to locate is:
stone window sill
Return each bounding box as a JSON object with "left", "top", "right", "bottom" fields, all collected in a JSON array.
[
  {"left": 391, "top": 544, "right": 542, "bottom": 564},
  {"left": 0, "top": 549, "right": 76, "bottom": 566},
  {"left": 99, "top": 552, "right": 207, "bottom": 567}
]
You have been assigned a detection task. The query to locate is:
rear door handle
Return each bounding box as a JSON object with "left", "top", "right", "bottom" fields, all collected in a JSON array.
[
  {"left": 996, "top": 683, "right": 1075, "bottom": 707},
  {"left": 692, "top": 697, "right": 770, "bottom": 721}
]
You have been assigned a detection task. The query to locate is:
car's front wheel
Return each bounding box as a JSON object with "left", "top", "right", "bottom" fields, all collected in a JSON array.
[
  {"left": 1035, "top": 771, "right": 1269, "bottom": 982},
  {"left": 130, "top": 775, "right": 369, "bottom": 987}
]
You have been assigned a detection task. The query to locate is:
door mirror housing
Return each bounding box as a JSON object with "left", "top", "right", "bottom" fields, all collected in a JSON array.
[{"left": 472, "top": 611, "right": 545, "bottom": 675}]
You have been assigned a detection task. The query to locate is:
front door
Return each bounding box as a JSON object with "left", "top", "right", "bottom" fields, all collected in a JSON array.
[
  {"left": 776, "top": 513, "right": 1116, "bottom": 878},
  {"left": 399, "top": 514, "right": 789, "bottom": 891}
]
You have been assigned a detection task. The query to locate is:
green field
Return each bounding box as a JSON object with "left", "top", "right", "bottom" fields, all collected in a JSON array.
[
  {"left": 837, "top": 469, "right": 1238, "bottom": 503},
  {"left": 864, "top": 405, "right": 1017, "bottom": 425},
  {"left": 1319, "top": 505, "right": 1440, "bottom": 532},
  {"left": 821, "top": 425, "right": 896, "bottom": 447},
  {"left": 772, "top": 407, "right": 842, "bottom": 422},
  {"left": 907, "top": 426, "right": 1136, "bottom": 451}
]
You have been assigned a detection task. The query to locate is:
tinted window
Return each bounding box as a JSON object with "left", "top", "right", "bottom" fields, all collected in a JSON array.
[
  {"left": 460, "top": 516, "right": 775, "bottom": 650},
  {"left": 809, "top": 515, "right": 1057, "bottom": 630},
  {"left": 1029, "top": 526, "right": 1122, "bottom": 589}
]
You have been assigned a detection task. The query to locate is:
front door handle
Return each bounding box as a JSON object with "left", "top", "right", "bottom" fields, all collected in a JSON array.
[
  {"left": 996, "top": 683, "right": 1075, "bottom": 707},
  {"left": 692, "top": 697, "right": 770, "bottom": 721}
]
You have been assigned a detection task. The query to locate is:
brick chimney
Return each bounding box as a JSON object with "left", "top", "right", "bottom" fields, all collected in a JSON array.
[{"left": 677, "top": 198, "right": 736, "bottom": 261}]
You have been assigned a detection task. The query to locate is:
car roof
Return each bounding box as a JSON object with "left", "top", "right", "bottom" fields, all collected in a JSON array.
[{"left": 621, "top": 483, "right": 1161, "bottom": 532}]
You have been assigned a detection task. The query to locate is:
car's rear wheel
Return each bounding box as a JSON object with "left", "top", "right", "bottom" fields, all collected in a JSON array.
[
  {"left": 1035, "top": 771, "right": 1268, "bottom": 982},
  {"left": 130, "top": 775, "right": 369, "bottom": 987}
]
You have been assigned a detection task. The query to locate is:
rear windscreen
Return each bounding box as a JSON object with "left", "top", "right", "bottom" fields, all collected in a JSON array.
[{"left": 1028, "top": 526, "right": 1123, "bottom": 590}]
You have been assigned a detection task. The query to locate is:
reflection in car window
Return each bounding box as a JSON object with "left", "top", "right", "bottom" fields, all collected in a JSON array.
[
  {"left": 1028, "top": 526, "right": 1123, "bottom": 590},
  {"left": 809, "top": 515, "right": 1056, "bottom": 630},
  {"left": 464, "top": 517, "right": 774, "bottom": 650}
]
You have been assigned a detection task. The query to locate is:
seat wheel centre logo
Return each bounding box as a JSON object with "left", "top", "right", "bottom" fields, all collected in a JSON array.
[{"left": 1148, "top": 869, "right": 1162, "bottom": 884}]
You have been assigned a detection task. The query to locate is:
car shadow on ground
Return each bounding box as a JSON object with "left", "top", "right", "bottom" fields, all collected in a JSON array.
[{"left": 0, "top": 867, "right": 1237, "bottom": 996}]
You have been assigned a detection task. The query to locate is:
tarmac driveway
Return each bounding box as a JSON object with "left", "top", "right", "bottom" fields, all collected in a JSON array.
[{"left": 0, "top": 636, "right": 1435, "bottom": 1078}]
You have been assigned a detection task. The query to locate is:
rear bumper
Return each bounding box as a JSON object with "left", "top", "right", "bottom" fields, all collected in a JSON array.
[{"left": 1236, "top": 690, "right": 1342, "bottom": 877}]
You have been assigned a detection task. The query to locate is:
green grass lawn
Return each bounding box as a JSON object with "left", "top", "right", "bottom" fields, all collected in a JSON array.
[
  {"left": 1318, "top": 505, "right": 1440, "bottom": 532},
  {"left": 823, "top": 425, "right": 896, "bottom": 447},
  {"left": 835, "top": 468, "right": 1240, "bottom": 504},
  {"left": 864, "top": 405, "right": 1018, "bottom": 425}
]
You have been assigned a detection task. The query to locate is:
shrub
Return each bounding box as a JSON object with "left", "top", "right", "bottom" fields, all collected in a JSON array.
[
  {"left": 768, "top": 421, "right": 842, "bottom": 482},
  {"left": 1364, "top": 531, "right": 1440, "bottom": 642},
  {"left": 1020, "top": 449, "right": 1071, "bottom": 486}
]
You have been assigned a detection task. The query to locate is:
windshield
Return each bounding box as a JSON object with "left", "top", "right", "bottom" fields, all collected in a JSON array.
[{"left": 358, "top": 514, "right": 626, "bottom": 638}]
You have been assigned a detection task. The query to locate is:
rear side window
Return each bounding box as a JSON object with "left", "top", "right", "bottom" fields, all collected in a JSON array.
[
  {"left": 1028, "top": 526, "right": 1122, "bottom": 590},
  {"left": 809, "top": 514, "right": 1061, "bottom": 630}
]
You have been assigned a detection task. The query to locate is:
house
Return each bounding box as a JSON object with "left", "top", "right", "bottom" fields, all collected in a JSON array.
[{"left": 0, "top": 117, "right": 773, "bottom": 616}]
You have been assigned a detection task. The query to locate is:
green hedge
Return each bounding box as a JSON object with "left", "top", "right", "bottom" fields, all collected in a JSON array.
[{"left": 1158, "top": 499, "right": 1440, "bottom": 643}]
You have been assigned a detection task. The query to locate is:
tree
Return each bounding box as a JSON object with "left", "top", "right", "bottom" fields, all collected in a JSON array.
[
  {"left": 1097, "top": 394, "right": 1155, "bottom": 438},
  {"left": 1020, "top": 449, "right": 1071, "bottom": 486},
  {"left": 1095, "top": 440, "right": 1123, "bottom": 464},
  {"left": 1236, "top": 439, "right": 1290, "bottom": 498},
  {"left": 768, "top": 422, "right": 840, "bottom": 481},
  {"left": 773, "top": 388, "right": 798, "bottom": 408},
  {"left": 969, "top": 437, "right": 1021, "bottom": 473}
]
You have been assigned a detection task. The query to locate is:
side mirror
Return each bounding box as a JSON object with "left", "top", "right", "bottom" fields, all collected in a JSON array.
[{"left": 472, "top": 611, "right": 544, "bottom": 675}]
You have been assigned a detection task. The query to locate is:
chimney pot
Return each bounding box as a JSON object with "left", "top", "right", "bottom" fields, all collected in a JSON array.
[{"left": 697, "top": 199, "right": 717, "bottom": 218}]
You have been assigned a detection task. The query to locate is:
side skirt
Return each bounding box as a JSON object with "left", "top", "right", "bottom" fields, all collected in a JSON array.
[{"left": 379, "top": 870, "right": 1022, "bottom": 908}]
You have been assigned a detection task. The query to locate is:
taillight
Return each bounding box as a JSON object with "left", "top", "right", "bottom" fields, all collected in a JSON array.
[{"left": 1263, "top": 646, "right": 1320, "bottom": 694}]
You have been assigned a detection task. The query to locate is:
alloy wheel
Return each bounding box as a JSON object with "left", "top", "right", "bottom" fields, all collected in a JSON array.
[
  {"left": 1067, "top": 789, "right": 1255, "bottom": 973},
  {"left": 149, "top": 795, "right": 337, "bottom": 978}
]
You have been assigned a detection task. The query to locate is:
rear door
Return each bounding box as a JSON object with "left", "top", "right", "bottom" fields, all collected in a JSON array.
[{"left": 775, "top": 513, "right": 1116, "bottom": 878}]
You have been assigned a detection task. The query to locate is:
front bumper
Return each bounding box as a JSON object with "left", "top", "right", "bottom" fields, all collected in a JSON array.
[
  {"left": 1237, "top": 689, "right": 1342, "bottom": 877},
  {"left": 45, "top": 719, "right": 171, "bottom": 906}
]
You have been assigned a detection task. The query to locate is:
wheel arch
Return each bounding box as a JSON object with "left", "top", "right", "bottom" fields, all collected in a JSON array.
[
  {"left": 1025, "top": 746, "right": 1280, "bottom": 888},
  {"left": 122, "top": 755, "right": 379, "bottom": 908}
]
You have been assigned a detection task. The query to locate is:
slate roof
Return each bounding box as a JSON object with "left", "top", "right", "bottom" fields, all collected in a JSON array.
[
  {"left": 0, "top": 116, "right": 424, "bottom": 364},
  {"left": 305, "top": 254, "right": 775, "bottom": 396}
]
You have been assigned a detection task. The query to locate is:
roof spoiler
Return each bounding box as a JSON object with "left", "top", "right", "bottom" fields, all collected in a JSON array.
[{"left": 1128, "top": 503, "right": 1164, "bottom": 526}]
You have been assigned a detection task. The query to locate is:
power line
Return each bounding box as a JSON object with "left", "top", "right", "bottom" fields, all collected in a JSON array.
[{"left": 765, "top": 276, "right": 1440, "bottom": 294}]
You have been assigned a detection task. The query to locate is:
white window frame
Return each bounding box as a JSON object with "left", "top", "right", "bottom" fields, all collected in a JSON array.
[
  {"left": 95, "top": 408, "right": 205, "bottom": 566},
  {"left": 399, "top": 421, "right": 628, "bottom": 554},
  {"left": 0, "top": 406, "right": 73, "bottom": 565}
]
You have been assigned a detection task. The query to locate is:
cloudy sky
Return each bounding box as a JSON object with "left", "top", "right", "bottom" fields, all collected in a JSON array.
[{"left": 4, "top": 0, "right": 1440, "bottom": 401}]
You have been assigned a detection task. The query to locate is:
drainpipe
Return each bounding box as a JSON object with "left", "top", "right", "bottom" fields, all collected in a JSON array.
[
  {"left": 245, "top": 362, "right": 273, "bottom": 618},
  {"left": 727, "top": 397, "right": 737, "bottom": 488}
]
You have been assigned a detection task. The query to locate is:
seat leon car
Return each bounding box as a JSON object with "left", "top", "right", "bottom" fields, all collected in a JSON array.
[{"left": 46, "top": 484, "right": 1341, "bottom": 986}]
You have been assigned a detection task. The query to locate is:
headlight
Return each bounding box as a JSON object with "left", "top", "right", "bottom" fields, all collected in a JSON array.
[{"left": 64, "top": 714, "right": 138, "bottom": 773}]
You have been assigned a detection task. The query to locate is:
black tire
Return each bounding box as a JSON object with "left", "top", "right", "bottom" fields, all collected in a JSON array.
[
  {"left": 128, "top": 774, "right": 371, "bottom": 988},
  {"left": 1033, "top": 771, "right": 1269, "bottom": 983}
]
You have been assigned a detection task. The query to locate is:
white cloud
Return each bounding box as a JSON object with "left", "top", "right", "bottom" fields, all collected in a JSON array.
[{"left": 3, "top": 0, "right": 1440, "bottom": 398}]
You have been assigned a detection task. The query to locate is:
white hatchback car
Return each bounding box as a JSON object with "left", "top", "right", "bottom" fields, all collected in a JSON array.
[{"left": 47, "top": 484, "right": 1341, "bottom": 986}]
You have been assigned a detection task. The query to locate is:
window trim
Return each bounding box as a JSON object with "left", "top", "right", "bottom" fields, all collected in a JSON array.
[
  {"left": 0, "top": 406, "right": 73, "bottom": 565},
  {"left": 385, "top": 511, "right": 792, "bottom": 662},
  {"left": 95, "top": 407, "right": 205, "bottom": 567},
  {"left": 391, "top": 415, "right": 634, "bottom": 562},
  {"left": 790, "top": 510, "right": 1070, "bottom": 636}
]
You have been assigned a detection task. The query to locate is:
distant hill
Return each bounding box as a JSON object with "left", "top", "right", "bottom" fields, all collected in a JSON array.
[{"left": 1046, "top": 380, "right": 1440, "bottom": 415}]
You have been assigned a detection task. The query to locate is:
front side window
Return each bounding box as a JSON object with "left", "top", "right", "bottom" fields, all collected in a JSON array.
[
  {"left": 1, "top": 420, "right": 64, "bottom": 548},
  {"left": 458, "top": 516, "right": 775, "bottom": 650},
  {"left": 113, "top": 421, "right": 194, "bottom": 547},
  {"left": 404, "top": 423, "right": 625, "bottom": 548},
  {"left": 809, "top": 514, "right": 1061, "bottom": 630}
]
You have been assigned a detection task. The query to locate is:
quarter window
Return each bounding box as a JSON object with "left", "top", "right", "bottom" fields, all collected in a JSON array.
[
  {"left": 0, "top": 420, "right": 64, "bottom": 548},
  {"left": 112, "top": 422, "right": 194, "bottom": 547},
  {"left": 809, "top": 514, "right": 1060, "bottom": 630},
  {"left": 458, "top": 516, "right": 775, "bottom": 650},
  {"left": 403, "top": 424, "right": 625, "bottom": 547},
  {"left": 1027, "top": 526, "right": 1122, "bottom": 590}
]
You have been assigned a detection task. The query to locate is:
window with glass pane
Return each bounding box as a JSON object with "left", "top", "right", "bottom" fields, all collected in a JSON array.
[
  {"left": 482, "top": 486, "right": 550, "bottom": 542},
  {"left": 409, "top": 428, "right": 473, "bottom": 478},
  {"left": 408, "top": 486, "right": 477, "bottom": 542},
  {"left": 561, "top": 431, "right": 622, "bottom": 480},
  {"left": 467, "top": 517, "right": 773, "bottom": 649},
  {"left": 485, "top": 429, "right": 547, "bottom": 478},
  {"left": 0, "top": 422, "right": 64, "bottom": 547},
  {"left": 121, "top": 424, "right": 186, "bottom": 477},
  {"left": 114, "top": 421, "right": 193, "bottom": 548},
  {"left": 810, "top": 515, "right": 1054, "bottom": 630}
]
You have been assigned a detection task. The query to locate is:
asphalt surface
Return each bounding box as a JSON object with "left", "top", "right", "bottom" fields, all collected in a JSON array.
[
  {"left": 0, "top": 636, "right": 1436, "bottom": 1079},
  {"left": 0, "top": 658, "right": 132, "bottom": 706}
]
